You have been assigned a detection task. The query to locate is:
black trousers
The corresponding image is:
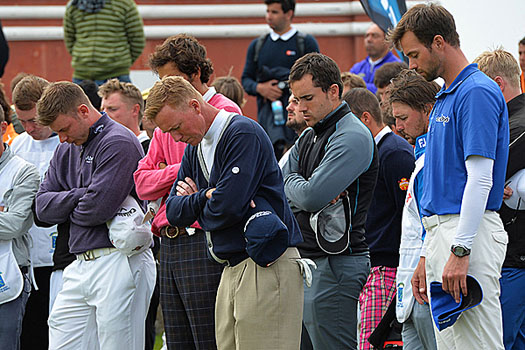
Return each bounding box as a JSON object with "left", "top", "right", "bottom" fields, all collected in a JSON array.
[{"left": 21, "top": 266, "right": 52, "bottom": 350}]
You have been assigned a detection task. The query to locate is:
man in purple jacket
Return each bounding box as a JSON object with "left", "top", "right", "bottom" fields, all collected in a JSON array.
[{"left": 34, "top": 82, "right": 156, "bottom": 350}]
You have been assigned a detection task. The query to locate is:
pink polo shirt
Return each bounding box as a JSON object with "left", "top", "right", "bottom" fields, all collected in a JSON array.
[{"left": 134, "top": 91, "right": 242, "bottom": 236}]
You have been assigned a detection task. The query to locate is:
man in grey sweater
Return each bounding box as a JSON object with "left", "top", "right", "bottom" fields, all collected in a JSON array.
[{"left": 0, "top": 106, "right": 40, "bottom": 350}]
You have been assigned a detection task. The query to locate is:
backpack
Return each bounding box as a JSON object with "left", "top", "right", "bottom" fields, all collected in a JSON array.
[{"left": 253, "top": 32, "right": 307, "bottom": 65}]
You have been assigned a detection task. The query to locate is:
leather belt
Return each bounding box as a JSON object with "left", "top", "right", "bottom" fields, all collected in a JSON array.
[
  {"left": 160, "top": 226, "right": 187, "bottom": 238},
  {"left": 76, "top": 247, "right": 119, "bottom": 261}
]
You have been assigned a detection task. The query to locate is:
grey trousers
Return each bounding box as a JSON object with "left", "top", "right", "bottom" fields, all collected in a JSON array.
[
  {"left": 303, "top": 254, "right": 370, "bottom": 350},
  {"left": 402, "top": 302, "right": 437, "bottom": 350},
  {"left": 0, "top": 273, "right": 30, "bottom": 350}
]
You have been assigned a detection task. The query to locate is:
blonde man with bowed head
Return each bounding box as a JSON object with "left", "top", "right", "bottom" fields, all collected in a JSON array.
[
  {"left": 134, "top": 34, "right": 242, "bottom": 350},
  {"left": 145, "top": 76, "right": 304, "bottom": 350}
]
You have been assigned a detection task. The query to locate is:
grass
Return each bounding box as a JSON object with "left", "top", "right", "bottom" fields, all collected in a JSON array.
[{"left": 153, "top": 333, "right": 163, "bottom": 350}]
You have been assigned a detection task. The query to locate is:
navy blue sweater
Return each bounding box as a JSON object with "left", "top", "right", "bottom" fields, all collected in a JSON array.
[
  {"left": 165, "top": 115, "right": 302, "bottom": 266},
  {"left": 365, "top": 131, "right": 415, "bottom": 267}
]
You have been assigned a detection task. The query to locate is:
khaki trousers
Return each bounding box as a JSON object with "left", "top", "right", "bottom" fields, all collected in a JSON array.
[
  {"left": 215, "top": 248, "right": 304, "bottom": 350},
  {"left": 422, "top": 211, "right": 507, "bottom": 350}
]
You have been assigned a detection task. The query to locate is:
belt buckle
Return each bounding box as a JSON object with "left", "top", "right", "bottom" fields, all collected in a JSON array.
[
  {"left": 82, "top": 250, "right": 96, "bottom": 261},
  {"left": 165, "top": 226, "right": 179, "bottom": 239}
]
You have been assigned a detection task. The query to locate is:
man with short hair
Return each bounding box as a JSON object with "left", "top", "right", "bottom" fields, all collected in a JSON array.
[
  {"left": 145, "top": 75, "right": 304, "bottom": 350},
  {"left": 284, "top": 53, "right": 378, "bottom": 349},
  {"left": 35, "top": 82, "right": 156, "bottom": 350},
  {"left": 390, "top": 4, "right": 509, "bottom": 349},
  {"left": 0, "top": 106, "right": 39, "bottom": 350},
  {"left": 134, "top": 34, "right": 242, "bottom": 349},
  {"left": 99, "top": 78, "right": 150, "bottom": 152},
  {"left": 373, "top": 61, "right": 409, "bottom": 104},
  {"left": 10, "top": 75, "right": 60, "bottom": 350},
  {"left": 242, "top": 0, "right": 319, "bottom": 159},
  {"left": 350, "top": 24, "right": 401, "bottom": 94},
  {"left": 388, "top": 69, "right": 440, "bottom": 350},
  {"left": 475, "top": 48, "right": 525, "bottom": 350},
  {"left": 343, "top": 87, "right": 415, "bottom": 350},
  {"left": 341, "top": 72, "right": 366, "bottom": 96}
]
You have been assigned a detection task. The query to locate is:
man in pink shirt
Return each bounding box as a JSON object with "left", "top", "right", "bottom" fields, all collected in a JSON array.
[{"left": 134, "top": 34, "right": 241, "bottom": 350}]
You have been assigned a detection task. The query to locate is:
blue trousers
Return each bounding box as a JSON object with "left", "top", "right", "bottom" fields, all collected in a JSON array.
[
  {"left": 303, "top": 254, "right": 370, "bottom": 350},
  {"left": 500, "top": 267, "right": 525, "bottom": 350},
  {"left": 0, "top": 273, "right": 30, "bottom": 350}
]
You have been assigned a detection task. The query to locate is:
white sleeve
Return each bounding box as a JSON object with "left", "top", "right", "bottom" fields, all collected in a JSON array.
[{"left": 454, "top": 155, "right": 494, "bottom": 249}]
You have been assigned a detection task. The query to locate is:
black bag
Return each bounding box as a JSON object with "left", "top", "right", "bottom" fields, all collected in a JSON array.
[{"left": 368, "top": 297, "right": 403, "bottom": 349}]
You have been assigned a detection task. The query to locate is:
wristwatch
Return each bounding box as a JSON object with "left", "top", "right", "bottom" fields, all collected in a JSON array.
[{"left": 451, "top": 244, "right": 471, "bottom": 257}]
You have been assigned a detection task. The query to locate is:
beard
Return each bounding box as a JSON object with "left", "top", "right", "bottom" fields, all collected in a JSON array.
[{"left": 286, "top": 118, "right": 307, "bottom": 133}]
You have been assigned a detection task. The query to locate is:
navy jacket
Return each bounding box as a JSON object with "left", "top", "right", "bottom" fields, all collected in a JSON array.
[
  {"left": 365, "top": 131, "right": 415, "bottom": 267},
  {"left": 166, "top": 115, "right": 302, "bottom": 266}
]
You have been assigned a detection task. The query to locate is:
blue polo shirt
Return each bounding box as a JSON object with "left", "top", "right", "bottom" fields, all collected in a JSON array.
[{"left": 420, "top": 64, "right": 509, "bottom": 216}]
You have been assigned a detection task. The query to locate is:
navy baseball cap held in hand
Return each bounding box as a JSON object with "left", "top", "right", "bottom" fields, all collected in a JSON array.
[
  {"left": 430, "top": 275, "right": 483, "bottom": 331},
  {"left": 243, "top": 196, "right": 289, "bottom": 267}
]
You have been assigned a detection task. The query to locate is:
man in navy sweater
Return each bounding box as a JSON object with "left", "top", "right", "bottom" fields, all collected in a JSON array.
[
  {"left": 242, "top": 0, "right": 319, "bottom": 159},
  {"left": 343, "top": 87, "right": 415, "bottom": 350},
  {"left": 145, "top": 75, "right": 304, "bottom": 350}
]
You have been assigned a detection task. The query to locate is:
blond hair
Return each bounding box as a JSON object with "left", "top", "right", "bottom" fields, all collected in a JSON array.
[
  {"left": 37, "top": 82, "right": 91, "bottom": 126},
  {"left": 145, "top": 76, "right": 203, "bottom": 121},
  {"left": 13, "top": 75, "right": 50, "bottom": 111},
  {"left": 98, "top": 79, "right": 144, "bottom": 118},
  {"left": 474, "top": 49, "right": 521, "bottom": 90},
  {"left": 341, "top": 72, "right": 366, "bottom": 90}
]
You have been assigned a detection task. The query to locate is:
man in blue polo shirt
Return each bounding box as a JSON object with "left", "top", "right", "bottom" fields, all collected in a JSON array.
[{"left": 390, "top": 4, "right": 509, "bottom": 349}]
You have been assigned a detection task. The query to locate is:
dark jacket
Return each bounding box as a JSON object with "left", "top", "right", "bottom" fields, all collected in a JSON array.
[
  {"left": 499, "top": 93, "right": 525, "bottom": 268},
  {"left": 165, "top": 115, "right": 302, "bottom": 266}
]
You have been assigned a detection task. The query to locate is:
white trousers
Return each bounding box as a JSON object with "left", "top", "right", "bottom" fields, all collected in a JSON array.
[
  {"left": 49, "top": 269, "right": 63, "bottom": 314},
  {"left": 422, "top": 211, "right": 507, "bottom": 350},
  {"left": 48, "top": 249, "right": 156, "bottom": 350}
]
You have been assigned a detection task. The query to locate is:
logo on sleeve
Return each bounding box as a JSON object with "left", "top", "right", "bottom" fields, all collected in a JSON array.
[
  {"left": 286, "top": 50, "right": 297, "bottom": 56},
  {"left": 398, "top": 178, "right": 409, "bottom": 191}
]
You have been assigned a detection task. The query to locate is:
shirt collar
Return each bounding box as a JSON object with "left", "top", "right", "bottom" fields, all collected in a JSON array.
[
  {"left": 269, "top": 26, "right": 297, "bottom": 41},
  {"left": 374, "top": 125, "right": 392, "bottom": 144},
  {"left": 436, "top": 63, "right": 479, "bottom": 97},
  {"left": 83, "top": 112, "right": 108, "bottom": 146},
  {"left": 367, "top": 52, "right": 389, "bottom": 67},
  {"left": 203, "top": 109, "right": 230, "bottom": 142},
  {"left": 202, "top": 86, "right": 217, "bottom": 103}
]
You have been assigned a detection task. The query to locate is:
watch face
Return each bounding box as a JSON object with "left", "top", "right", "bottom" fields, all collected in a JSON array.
[{"left": 452, "top": 245, "right": 469, "bottom": 256}]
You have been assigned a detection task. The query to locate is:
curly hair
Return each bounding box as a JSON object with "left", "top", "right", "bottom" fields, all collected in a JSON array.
[{"left": 149, "top": 34, "right": 214, "bottom": 84}]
